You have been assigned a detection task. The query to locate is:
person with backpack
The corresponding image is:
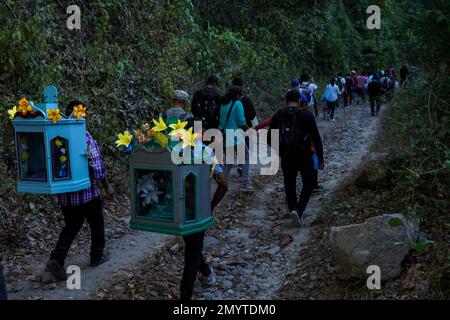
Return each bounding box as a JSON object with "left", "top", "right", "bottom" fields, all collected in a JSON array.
[
  {"left": 300, "top": 74, "right": 318, "bottom": 118},
  {"left": 232, "top": 77, "right": 256, "bottom": 187},
  {"left": 322, "top": 78, "right": 341, "bottom": 121},
  {"left": 219, "top": 87, "right": 253, "bottom": 192},
  {"left": 367, "top": 76, "right": 384, "bottom": 116},
  {"left": 161, "top": 90, "right": 193, "bottom": 122},
  {"left": 232, "top": 77, "right": 256, "bottom": 128},
  {"left": 0, "top": 264, "right": 6, "bottom": 300},
  {"left": 299, "top": 75, "right": 311, "bottom": 101},
  {"left": 269, "top": 90, "right": 324, "bottom": 226},
  {"left": 191, "top": 75, "right": 221, "bottom": 130}
]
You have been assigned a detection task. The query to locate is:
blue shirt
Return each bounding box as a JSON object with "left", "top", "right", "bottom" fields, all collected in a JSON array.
[
  {"left": 219, "top": 100, "right": 246, "bottom": 146},
  {"left": 323, "top": 84, "right": 341, "bottom": 102}
]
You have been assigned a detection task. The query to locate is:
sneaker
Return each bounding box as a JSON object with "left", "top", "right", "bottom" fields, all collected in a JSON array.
[
  {"left": 313, "top": 185, "right": 324, "bottom": 194},
  {"left": 290, "top": 210, "right": 302, "bottom": 228},
  {"left": 201, "top": 267, "right": 217, "bottom": 286},
  {"left": 90, "top": 252, "right": 110, "bottom": 267},
  {"left": 240, "top": 183, "right": 254, "bottom": 193},
  {"left": 45, "top": 259, "right": 67, "bottom": 281}
]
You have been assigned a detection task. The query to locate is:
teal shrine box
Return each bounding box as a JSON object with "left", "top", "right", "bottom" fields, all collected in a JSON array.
[
  {"left": 12, "top": 86, "right": 90, "bottom": 194},
  {"left": 130, "top": 145, "right": 213, "bottom": 236}
]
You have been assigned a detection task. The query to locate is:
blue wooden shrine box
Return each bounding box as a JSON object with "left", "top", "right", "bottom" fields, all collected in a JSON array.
[{"left": 12, "top": 86, "right": 90, "bottom": 194}]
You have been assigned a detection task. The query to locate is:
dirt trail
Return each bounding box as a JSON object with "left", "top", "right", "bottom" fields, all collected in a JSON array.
[
  {"left": 193, "top": 102, "right": 383, "bottom": 300},
  {"left": 8, "top": 230, "right": 167, "bottom": 300},
  {"left": 6, "top": 102, "right": 383, "bottom": 300}
]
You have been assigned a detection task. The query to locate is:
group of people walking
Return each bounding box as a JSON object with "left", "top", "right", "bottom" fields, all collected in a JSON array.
[
  {"left": 0, "top": 65, "right": 405, "bottom": 301},
  {"left": 322, "top": 67, "right": 400, "bottom": 119}
]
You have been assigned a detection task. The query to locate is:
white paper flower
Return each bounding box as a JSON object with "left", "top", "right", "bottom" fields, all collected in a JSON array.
[{"left": 137, "top": 173, "right": 162, "bottom": 207}]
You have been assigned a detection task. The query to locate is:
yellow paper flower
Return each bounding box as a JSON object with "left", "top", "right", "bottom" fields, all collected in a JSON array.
[
  {"left": 116, "top": 131, "right": 133, "bottom": 148},
  {"left": 72, "top": 104, "right": 87, "bottom": 120},
  {"left": 152, "top": 117, "right": 168, "bottom": 132},
  {"left": 153, "top": 132, "right": 168, "bottom": 148},
  {"left": 8, "top": 106, "right": 17, "bottom": 120},
  {"left": 59, "top": 155, "right": 67, "bottom": 163},
  {"left": 55, "top": 140, "right": 62, "bottom": 148},
  {"left": 181, "top": 127, "right": 199, "bottom": 148},
  {"left": 169, "top": 119, "right": 188, "bottom": 131},
  {"left": 17, "top": 98, "right": 33, "bottom": 116},
  {"left": 169, "top": 119, "right": 188, "bottom": 138},
  {"left": 47, "top": 108, "right": 62, "bottom": 124}
]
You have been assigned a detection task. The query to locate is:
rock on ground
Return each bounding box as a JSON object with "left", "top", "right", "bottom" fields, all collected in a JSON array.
[
  {"left": 330, "top": 214, "right": 420, "bottom": 280},
  {"left": 355, "top": 156, "right": 392, "bottom": 189}
]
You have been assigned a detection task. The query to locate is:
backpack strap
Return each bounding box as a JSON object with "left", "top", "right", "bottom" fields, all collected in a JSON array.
[{"left": 220, "top": 100, "right": 237, "bottom": 131}]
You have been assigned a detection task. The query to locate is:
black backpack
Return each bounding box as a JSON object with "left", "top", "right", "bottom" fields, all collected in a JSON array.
[
  {"left": 278, "top": 107, "right": 307, "bottom": 157},
  {"left": 299, "top": 82, "right": 312, "bottom": 103},
  {"left": 192, "top": 90, "right": 219, "bottom": 129}
]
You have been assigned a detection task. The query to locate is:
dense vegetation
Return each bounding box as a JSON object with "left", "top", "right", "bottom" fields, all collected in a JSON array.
[{"left": 0, "top": 0, "right": 448, "bottom": 298}]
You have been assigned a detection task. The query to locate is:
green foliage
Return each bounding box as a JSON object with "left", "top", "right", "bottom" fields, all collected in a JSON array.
[
  {"left": 0, "top": 2, "right": 448, "bottom": 298},
  {"left": 414, "top": 239, "right": 436, "bottom": 255},
  {"left": 388, "top": 217, "right": 404, "bottom": 227}
]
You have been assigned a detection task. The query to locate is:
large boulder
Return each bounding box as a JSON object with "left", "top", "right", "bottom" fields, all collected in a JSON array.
[
  {"left": 355, "top": 159, "right": 392, "bottom": 188},
  {"left": 354, "top": 153, "right": 392, "bottom": 189},
  {"left": 330, "top": 214, "right": 420, "bottom": 281}
]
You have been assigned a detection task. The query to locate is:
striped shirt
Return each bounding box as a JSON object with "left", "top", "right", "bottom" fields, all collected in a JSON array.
[{"left": 58, "top": 132, "right": 106, "bottom": 207}]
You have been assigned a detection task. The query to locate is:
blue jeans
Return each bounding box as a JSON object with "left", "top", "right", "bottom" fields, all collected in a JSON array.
[
  {"left": 0, "top": 265, "right": 7, "bottom": 300},
  {"left": 223, "top": 142, "right": 251, "bottom": 185}
]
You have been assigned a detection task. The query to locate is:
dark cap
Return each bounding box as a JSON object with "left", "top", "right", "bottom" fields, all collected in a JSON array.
[{"left": 207, "top": 74, "right": 219, "bottom": 86}]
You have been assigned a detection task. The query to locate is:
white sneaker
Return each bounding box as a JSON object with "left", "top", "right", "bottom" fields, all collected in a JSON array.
[
  {"left": 202, "top": 267, "right": 217, "bottom": 286},
  {"left": 241, "top": 183, "right": 255, "bottom": 193},
  {"left": 290, "top": 210, "right": 302, "bottom": 228}
]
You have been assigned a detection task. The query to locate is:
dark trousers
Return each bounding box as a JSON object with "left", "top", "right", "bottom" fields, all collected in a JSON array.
[
  {"left": 326, "top": 101, "right": 337, "bottom": 119},
  {"left": 313, "top": 169, "right": 319, "bottom": 189},
  {"left": 50, "top": 197, "right": 105, "bottom": 266},
  {"left": 313, "top": 99, "right": 319, "bottom": 117},
  {"left": 356, "top": 87, "right": 365, "bottom": 103},
  {"left": 0, "top": 265, "right": 7, "bottom": 300},
  {"left": 180, "top": 231, "right": 210, "bottom": 300},
  {"left": 344, "top": 88, "right": 352, "bottom": 106},
  {"left": 281, "top": 156, "right": 315, "bottom": 215},
  {"left": 370, "top": 96, "right": 382, "bottom": 116}
]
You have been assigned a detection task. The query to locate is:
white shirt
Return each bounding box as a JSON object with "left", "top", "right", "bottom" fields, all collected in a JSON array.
[{"left": 303, "top": 82, "right": 318, "bottom": 106}]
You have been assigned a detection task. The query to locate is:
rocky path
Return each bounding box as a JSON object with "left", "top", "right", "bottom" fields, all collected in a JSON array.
[
  {"left": 192, "top": 103, "right": 383, "bottom": 300},
  {"left": 6, "top": 102, "right": 383, "bottom": 300}
]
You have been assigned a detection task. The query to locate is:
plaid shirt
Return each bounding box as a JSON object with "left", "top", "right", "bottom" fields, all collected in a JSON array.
[{"left": 58, "top": 132, "right": 106, "bottom": 207}]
